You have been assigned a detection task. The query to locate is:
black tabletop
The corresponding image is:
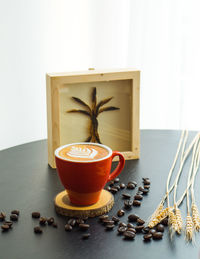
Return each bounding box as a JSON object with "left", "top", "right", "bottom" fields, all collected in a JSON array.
[{"left": 0, "top": 130, "right": 199, "bottom": 259}]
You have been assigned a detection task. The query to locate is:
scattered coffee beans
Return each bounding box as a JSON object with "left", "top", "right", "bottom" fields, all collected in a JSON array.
[
  {"left": 99, "top": 215, "right": 109, "bottom": 222},
  {"left": 52, "top": 223, "right": 58, "bottom": 228},
  {"left": 77, "top": 218, "right": 85, "bottom": 224},
  {"left": 128, "top": 214, "right": 139, "bottom": 222},
  {"left": 137, "top": 218, "right": 145, "bottom": 225},
  {"left": 1, "top": 224, "right": 9, "bottom": 232},
  {"left": 133, "top": 200, "right": 141, "bottom": 207},
  {"left": 142, "top": 227, "right": 150, "bottom": 234},
  {"left": 106, "top": 186, "right": 111, "bottom": 191},
  {"left": 39, "top": 217, "right": 47, "bottom": 225},
  {"left": 134, "top": 195, "right": 143, "bottom": 201},
  {"left": 127, "top": 223, "right": 134, "bottom": 228},
  {"left": 0, "top": 212, "right": 6, "bottom": 221},
  {"left": 160, "top": 217, "right": 168, "bottom": 226},
  {"left": 153, "top": 232, "right": 163, "bottom": 240},
  {"left": 122, "top": 193, "right": 131, "bottom": 199},
  {"left": 34, "top": 226, "right": 43, "bottom": 234},
  {"left": 65, "top": 224, "right": 72, "bottom": 231},
  {"left": 79, "top": 224, "right": 90, "bottom": 231},
  {"left": 149, "top": 229, "right": 156, "bottom": 235},
  {"left": 119, "top": 222, "right": 127, "bottom": 227},
  {"left": 11, "top": 210, "right": 20, "bottom": 216},
  {"left": 124, "top": 200, "right": 133, "bottom": 209},
  {"left": 135, "top": 225, "right": 144, "bottom": 232},
  {"left": 112, "top": 216, "right": 120, "bottom": 224},
  {"left": 102, "top": 220, "right": 115, "bottom": 225},
  {"left": 117, "top": 210, "right": 125, "bottom": 217},
  {"left": 47, "top": 217, "right": 54, "bottom": 225},
  {"left": 110, "top": 187, "right": 118, "bottom": 194},
  {"left": 109, "top": 181, "right": 115, "bottom": 187},
  {"left": 127, "top": 183, "right": 135, "bottom": 189},
  {"left": 32, "top": 212, "right": 40, "bottom": 218},
  {"left": 120, "top": 183, "right": 126, "bottom": 189},
  {"left": 142, "top": 189, "right": 149, "bottom": 195},
  {"left": 143, "top": 233, "right": 152, "bottom": 241},
  {"left": 4, "top": 221, "right": 13, "bottom": 228},
  {"left": 123, "top": 231, "right": 135, "bottom": 240},
  {"left": 143, "top": 185, "right": 150, "bottom": 189},
  {"left": 10, "top": 214, "right": 18, "bottom": 221},
  {"left": 68, "top": 218, "right": 76, "bottom": 227},
  {"left": 105, "top": 224, "right": 115, "bottom": 230},
  {"left": 156, "top": 224, "right": 164, "bottom": 232},
  {"left": 118, "top": 226, "right": 127, "bottom": 234},
  {"left": 114, "top": 178, "right": 120, "bottom": 183}
]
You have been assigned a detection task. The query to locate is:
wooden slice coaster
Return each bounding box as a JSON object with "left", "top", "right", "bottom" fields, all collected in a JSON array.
[{"left": 54, "top": 189, "right": 114, "bottom": 218}]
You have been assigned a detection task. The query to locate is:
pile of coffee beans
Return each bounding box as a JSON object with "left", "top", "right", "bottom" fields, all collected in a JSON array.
[
  {"left": 32, "top": 212, "right": 58, "bottom": 234},
  {"left": 64, "top": 217, "right": 91, "bottom": 239},
  {"left": 0, "top": 210, "right": 20, "bottom": 232}
]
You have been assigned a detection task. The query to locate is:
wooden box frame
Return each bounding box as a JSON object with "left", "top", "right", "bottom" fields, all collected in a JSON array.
[{"left": 46, "top": 69, "right": 140, "bottom": 168}]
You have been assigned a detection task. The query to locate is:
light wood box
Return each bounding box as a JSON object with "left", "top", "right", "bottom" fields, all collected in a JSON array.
[{"left": 46, "top": 69, "right": 140, "bottom": 168}]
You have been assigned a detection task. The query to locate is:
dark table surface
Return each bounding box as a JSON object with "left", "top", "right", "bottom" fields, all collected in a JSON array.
[{"left": 0, "top": 130, "right": 199, "bottom": 259}]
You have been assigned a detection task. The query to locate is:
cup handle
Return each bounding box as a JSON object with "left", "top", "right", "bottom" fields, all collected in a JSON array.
[{"left": 107, "top": 151, "right": 125, "bottom": 182}]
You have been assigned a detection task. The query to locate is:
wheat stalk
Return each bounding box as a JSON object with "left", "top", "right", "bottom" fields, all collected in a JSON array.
[
  {"left": 148, "top": 207, "right": 169, "bottom": 228},
  {"left": 175, "top": 206, "right": 183, "bottom": 234},
  {"left": 185, "top": 214, "right": 194, "bottom": 241},
  {"left": 168, "top": 207, "right": 178, "bottom": 238},
  {"left": 191, "top": 203, "right": 200, "bottom": 231}
]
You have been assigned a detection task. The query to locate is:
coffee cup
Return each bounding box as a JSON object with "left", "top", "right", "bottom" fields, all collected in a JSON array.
[{"left": 55, "top": 142, "right": 125, "bottom": 206}]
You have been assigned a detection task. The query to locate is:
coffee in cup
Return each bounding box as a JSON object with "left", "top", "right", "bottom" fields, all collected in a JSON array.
[{"left": 55, "top": 142, "right": 125, "bottom": 206}]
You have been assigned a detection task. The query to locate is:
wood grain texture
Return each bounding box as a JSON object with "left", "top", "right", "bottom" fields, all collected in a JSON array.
[{"left": 54, "top": 190, "right": 114, "bottom": 218}]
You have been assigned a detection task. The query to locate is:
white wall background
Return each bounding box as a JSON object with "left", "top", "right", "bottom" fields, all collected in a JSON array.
[{"left": 0, "top": 0, "right": 200, "bottom": 150}]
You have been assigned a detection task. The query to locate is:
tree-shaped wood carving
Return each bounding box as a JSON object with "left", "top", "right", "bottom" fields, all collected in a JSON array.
[{"left": 67, "top": 87, "right": 120, "bottom": 143}]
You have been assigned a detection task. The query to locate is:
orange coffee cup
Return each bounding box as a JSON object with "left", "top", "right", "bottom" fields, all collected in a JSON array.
[{"left": 55, "top": 142, "right": 125, "bottom": 206}]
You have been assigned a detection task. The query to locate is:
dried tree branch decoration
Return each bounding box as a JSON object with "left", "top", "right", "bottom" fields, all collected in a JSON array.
[{"left": 67, "top": 87, "right": 120, "bottom": 143}]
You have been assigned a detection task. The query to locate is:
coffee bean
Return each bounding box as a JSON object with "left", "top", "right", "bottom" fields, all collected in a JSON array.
[
  {"left": 138, "top": 186, "right": 144, "bottom": 192},
  {"left": 0, "top": 212, "right": 6, "bottom": 221},
  {"left": 122, "top": 193, "right": 131, "bottom": 199},
  {"left": 143, "top": 185, "right": 150, "bottom": 189},
  {"left": 123, "top": 231, "right": 135, "bottom": 240},
  {"left": 136, "top": 191, "right": 143, "bottom": 195},
  {"left": 68, "top": 218, "right": 76, "bottom": 227},
  {"left": 142, "top": 177, "right": 149, "bottom": 181},
  {"left": 106, "top": 186, "right": 111, "bottom": 191},
  {"left": 142, "top": 227, "right": 150, "bottom": 234},
  {"left": 115, "top": 185, "right": 121, "bottom": 191},
  {"left": 119, "top": 222, "right": 127, "bottom": 227},
  {"left": 105, "top": 224, "right": 115, "bottom": 230},
  {"left": 79, "top": 224, "right": 90, "bottom": 231},
  {"left": 142, "top": 189, "right": 149, "bottom": 195},
  {"left": 99, "top": 215, "right": 109, "bottom": 221},
  {"left": 4, "top": 221, "right": 13, "bottom": 228},
  {"left": 109, "top": 181, "right": 115, "bottom": 187},
  {"left": 128, "top": 214, "right": 139, "bottom": 222},
  {"left": 143, "top": 233, "right": 152, "bottom": 241},
  {"left": 1, "top": 224, "right": 10, "bottom": 231},
  {"left": 32, "top": 212, "right": 40, "bottom": 218},
  {"left": 133, "top": 200, "right": 141, "bottom": 206},
  {"left": 127, "top": 228, "right": 136, "bottom": 233},
  {"left": 114, "top": 178, "right": 120, "bottom": 183},
  {"left": 127, "top": 183, "right": 135, "bottom": 189},
  {"left": 77, "top": 218, "right": 85, "bottom": 224},
  {"left": 129, "top": 181, "right": 137, "bottom": 186},
  {"left": 65, "top": 224, "right": 72, "bottom": 231},
  {"left": 11, "top": 210, "right": 20, "bottom": 216},
  {"left": 124, "top": 200, "right": 133, "bottom": 209},
  {"left": 127, "top": 223, "right": 134, "bottom": 228},
  {"left": 102, "top": 220, "right": 115, "bottom": 225},
  {"left": 47, "top": 217, "right": 54, "bottom": 225},
  {"left": 82, "top": 233, "right": 90, "bottom": 239},
  {"left": 160, "top": 217, "right": 168, "bottom": 226},
  {"left": 112, "top": 216, "right": 120, "bottom": 224},
  {"left": 137, "top": 218, "right": 145, "bottom": 225},
  {"left": 120, "top": 183, "right": 126, "bottom": 189},
  {"left": 143, "top": 180, "right": 151, "bottom": 185},
  {"left": 34, "top": 226, "right": 43, "bottom": 234},
  {"left": 82, "top": 216, "right": 88, "bottom": 221},
  {"left": 117, "top": 209, "right": 125, "bottom": 217},
  {"left": 153, "top": 232, "right": 163, "bottom": 240},
  {"left": 39, "top": 217, "right": 47, "bottom": 225},
  {"left": 52, "top": 223, "right": 58, "bottom": 228},
  {"left": 110, "top": 187, "right": 118, "bottom": 194},
  {"left": 118, "top": 226, "right": 127, "bottom": 234},
  {"left": 149, "top": 229, "right": 156, "bottom": 235},
  {"left": 134, "top": 195, "right": 143, "bottom": 201},
  {"left": 10, "top": 214, "right": 18, "bottom": 221},
  {"left": 156, "top": 224, "right": 164, "bottom": 232},
  {"left": 135, "top": 225, "right": 144, "bottom": 232}
]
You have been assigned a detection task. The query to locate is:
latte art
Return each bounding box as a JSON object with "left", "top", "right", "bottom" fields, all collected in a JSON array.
[
  {"left": 57, "top": 143, "right": 110, "bottom": 162},
  {"left": 67, "top": 146, "right": 98, "bottom": 159}
]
